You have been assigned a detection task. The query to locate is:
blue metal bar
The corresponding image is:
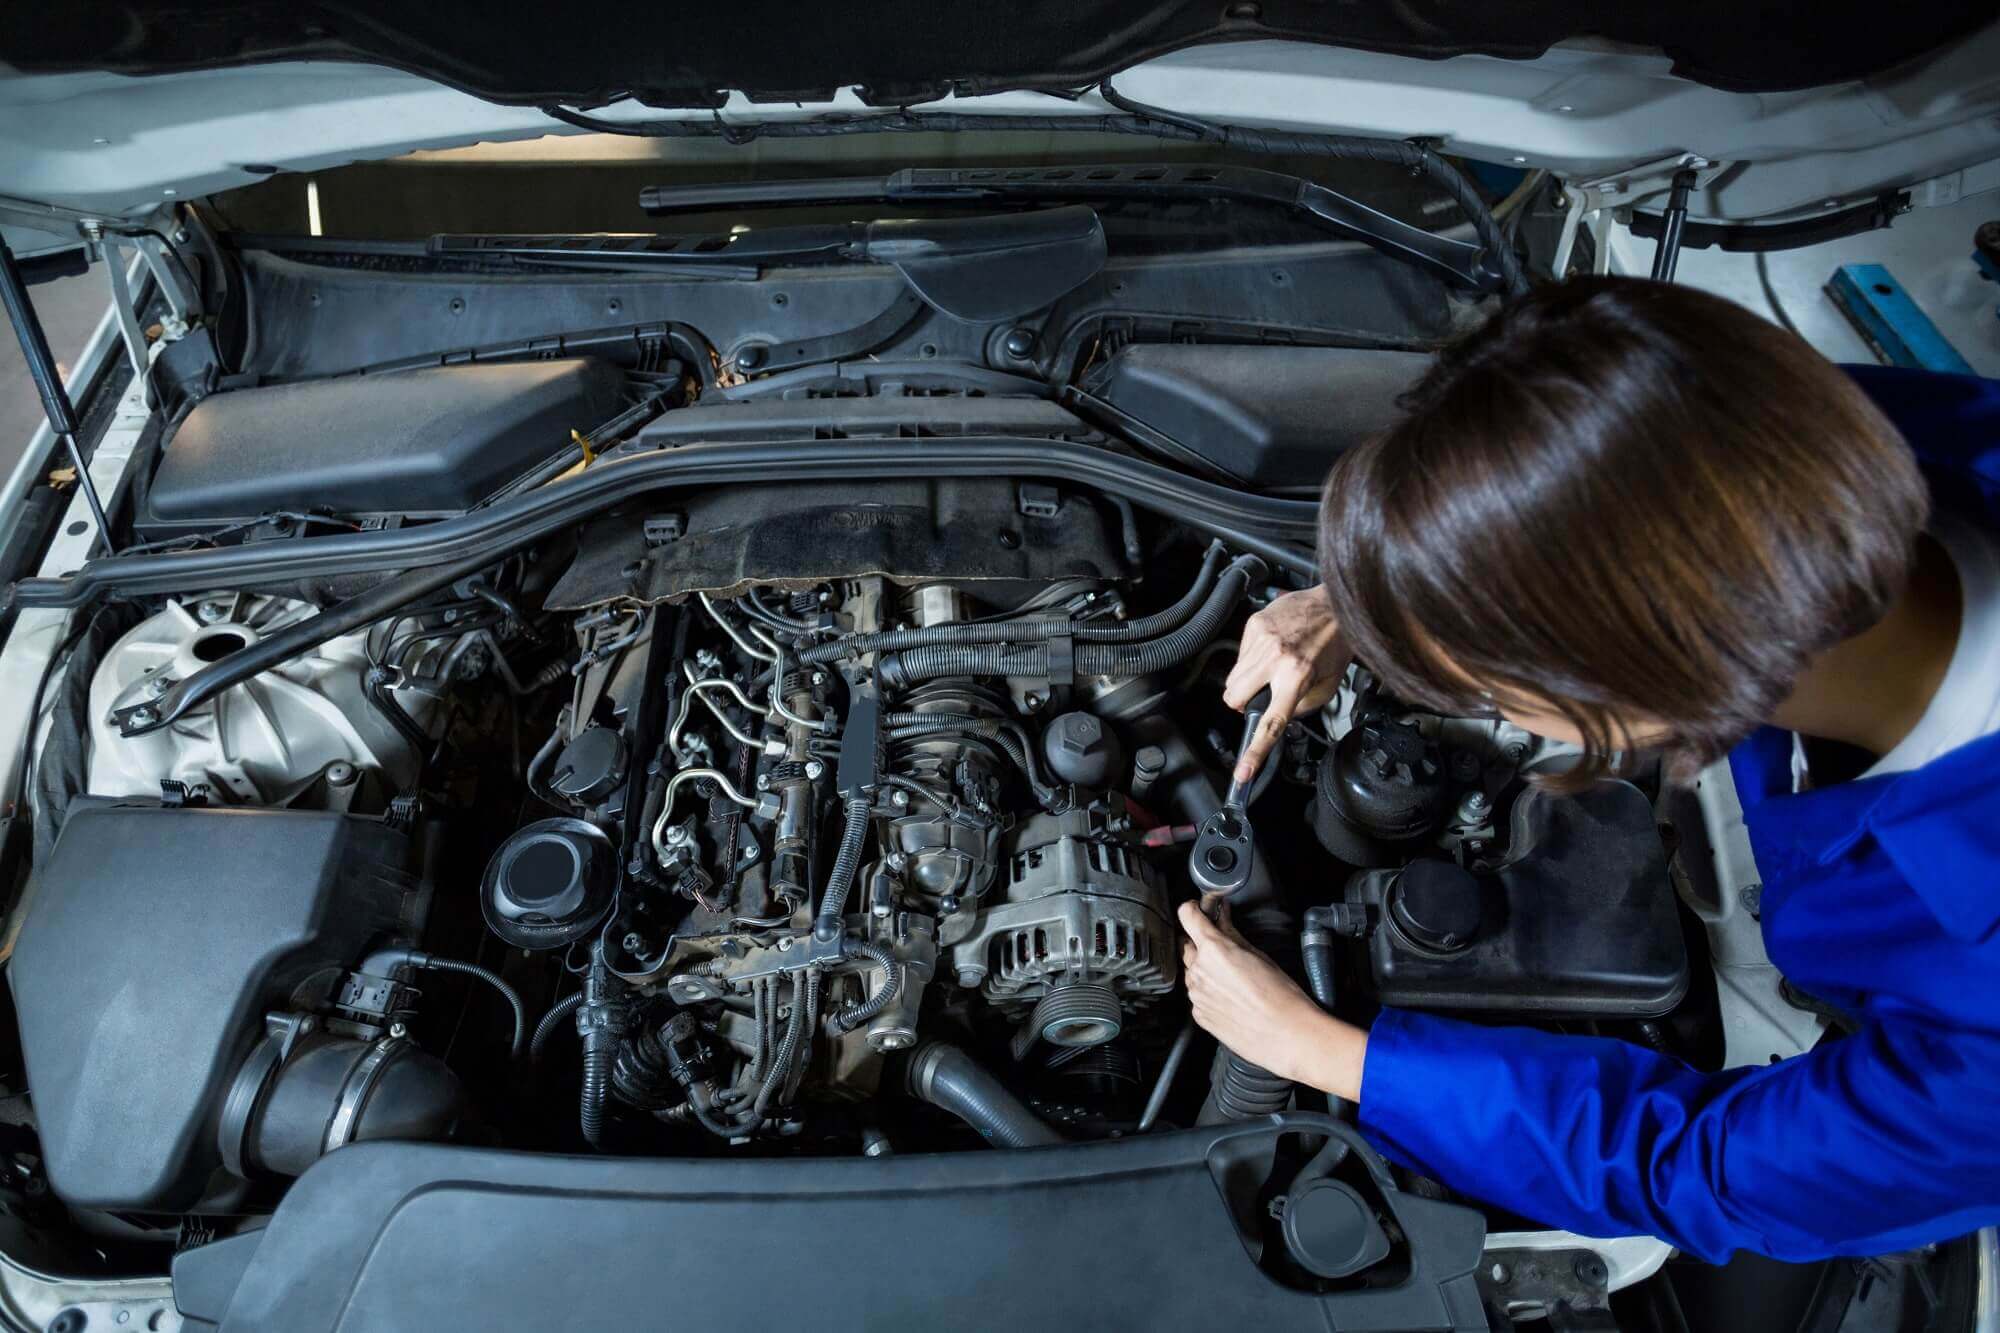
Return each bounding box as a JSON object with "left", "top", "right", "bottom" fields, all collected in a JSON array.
[{"left": 1825, "top": 262, "right": 1975, "bottom": 374}]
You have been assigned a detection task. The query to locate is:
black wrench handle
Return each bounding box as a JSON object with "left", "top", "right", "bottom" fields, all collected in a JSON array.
[{"left": 1222, "top": 685, "right": 1275, "bottom": 808}]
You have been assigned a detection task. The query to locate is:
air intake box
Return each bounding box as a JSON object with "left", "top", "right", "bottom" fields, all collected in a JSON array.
[
  {"left": 144, "top": 358, "right": 623, "bottom": 528},
  {"left": 8, "top": 805, "right": 422, "bottom": 1211},
  {"left": 1088, "top": 345, "right": 1429, "bottom": 491}
]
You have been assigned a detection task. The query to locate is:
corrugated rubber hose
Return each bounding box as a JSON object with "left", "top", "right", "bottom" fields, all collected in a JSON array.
[
  {"left": 576, "top": 943, "right": 627, "bottom": 1149},
  {"left": 752, "top": 967, "right": 820, "bottom": 1122},
  {"left": 1301, "top": 922, "right": 1338, "bottom": 1012},
  {"left": 813, "top": 795, "right": 873, "bottom": 942},
  {"left": 531, "top": 992, "right": 583, "bottom": 1063},
  {"left": 831, "top": 938, "right": 903, "bottom": 1034}
]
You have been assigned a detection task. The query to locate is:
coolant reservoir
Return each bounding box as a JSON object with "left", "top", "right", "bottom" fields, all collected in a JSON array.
[{"left": 88, "top": 594, "right": 430, "bottom": 804}]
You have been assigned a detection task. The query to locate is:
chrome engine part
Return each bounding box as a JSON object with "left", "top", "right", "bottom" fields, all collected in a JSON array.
[{"left": 87, "top": 593, "right": 433, "bottom": 804}]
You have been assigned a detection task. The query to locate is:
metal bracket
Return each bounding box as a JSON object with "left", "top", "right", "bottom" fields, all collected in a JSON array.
[
  {"left": 1575, "top": 154, "right": 1722, "bottom": 211},
  {"left": 1478, "top": 1247, "right": 1617, "bottom": 1331},
  {"left": 96, "top": 229, "right": 153, "bottom": 381},
  {"left": 663, "top": 930, "right": 850, "bottom": 998},
  {"left": 1548, "top": 184, "right": 1606, "bottom": 279},
  {"left": 129, "top": 230, "right": 198, "bottom": 336},
  {"left": 0, "top": 192, "right": 121, "bottom": 246}
]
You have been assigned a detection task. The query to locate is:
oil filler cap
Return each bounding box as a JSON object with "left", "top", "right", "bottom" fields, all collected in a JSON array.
[
  {"left": 1281, "top": 1178, "right": 1391, "bottom": 1280},
  {"left": 1388, "top": 859, "right": 1483, "bottom": 954},
  {"left": 481, "top": 818, "right": 615, "bottom": 951}
]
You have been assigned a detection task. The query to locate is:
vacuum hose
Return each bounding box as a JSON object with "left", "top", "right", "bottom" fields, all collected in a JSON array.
[
  {"left": 362, "top": 947, "right": 527, "bottom": 1062},
  {"left": 830, "top": 938, "right": 903, "bottom": 1034},
  {"left": 530, "top": 992, "right": 583, "bottom": 1064},
  {"left": 1301, "top": 914, "right": 1338, "bottom": 1012},
  {"left": 1299, "top": 910, "right": 1353, "bottom": 1118},
  {"left": 408, "top": 956, "right": 527, "bottom": 1062},
  {"left": 814, "top": 795, "right": 872, "bottom": 942},
  {"left": 904, "top": 1042, "right": 1063, "bottom": 1148}
]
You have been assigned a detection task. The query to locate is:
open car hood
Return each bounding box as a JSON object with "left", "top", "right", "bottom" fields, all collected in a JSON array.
[
  {"left": 2, "top": 1, "right": 1988, "bottom": 104},
  {"left": 1, "top": 1, "right": 1998, "bottom": 254}
]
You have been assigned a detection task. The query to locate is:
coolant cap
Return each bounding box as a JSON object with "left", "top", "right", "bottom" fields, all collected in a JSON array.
[{"left": 1388, "top": 859, "right": 1483, "bottom": 954}]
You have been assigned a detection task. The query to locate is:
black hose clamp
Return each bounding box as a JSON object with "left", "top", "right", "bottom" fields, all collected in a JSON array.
[{"left": 1045, "top": 632, "right": 1076, "bottom": 686}]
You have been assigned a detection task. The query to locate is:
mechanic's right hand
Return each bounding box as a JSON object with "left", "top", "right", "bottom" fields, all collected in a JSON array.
[{"left": 1223, "top": 585, "right": 1350, "bottom": 785}]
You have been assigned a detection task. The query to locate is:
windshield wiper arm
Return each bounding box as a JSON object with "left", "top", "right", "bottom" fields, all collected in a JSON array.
[
  {"left": 636, "top": 163, "right": 1507, "bottom": 293},
  {"left": 429, "top": 206, "right": 1108, "bottom": 322},
  {"left": 426, "top": 226, "right": 856, "bottom": 275}
]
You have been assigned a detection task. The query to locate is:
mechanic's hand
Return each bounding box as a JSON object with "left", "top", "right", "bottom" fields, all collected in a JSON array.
[
  {"left": 1222, "top": 586, "right": 1350, "bottom": 785},
  {"left": 1178, "top": 901, "right": 1368, "bottom": 1101}
]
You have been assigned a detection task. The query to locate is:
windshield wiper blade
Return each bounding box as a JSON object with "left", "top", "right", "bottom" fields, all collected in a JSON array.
[{"left": 636, "top": 163, "right": 1507, "bottom": 293}]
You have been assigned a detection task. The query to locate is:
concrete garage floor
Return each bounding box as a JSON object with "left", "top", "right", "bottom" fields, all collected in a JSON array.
[
  {"left": 1655, "top": 191, "right": 2000, "bottom": 378},
  {"left": 0, "top": 193, "right": 1996, "bottom": 490}
]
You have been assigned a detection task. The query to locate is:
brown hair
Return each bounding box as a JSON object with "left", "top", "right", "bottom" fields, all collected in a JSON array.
[{"left": 1318, "top": 276, "right": 1929, "bottom": 782}]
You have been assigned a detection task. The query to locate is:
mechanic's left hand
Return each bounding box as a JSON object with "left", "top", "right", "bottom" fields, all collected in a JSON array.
[{"left": 1178, "top": 900, "right": 1369, "bottom": 1102}]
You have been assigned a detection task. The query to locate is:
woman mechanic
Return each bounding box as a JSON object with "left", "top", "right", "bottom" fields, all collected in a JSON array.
[{"left": 1179, "top": 276, "right": 2000, "bottom": 1262}]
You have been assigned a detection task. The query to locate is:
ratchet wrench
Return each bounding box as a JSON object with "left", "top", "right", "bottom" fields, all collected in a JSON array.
[{"left": 1189, "top": 686, "right": 1272, "bottom": 908}]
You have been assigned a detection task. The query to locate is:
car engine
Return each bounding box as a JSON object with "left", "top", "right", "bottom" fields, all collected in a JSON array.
[
  {"left": 0, "top": 183, "right": 1697, "bottom": 1314},
  {"left": 7, "top": 459, "right": 1692, "bottom": 1225}
]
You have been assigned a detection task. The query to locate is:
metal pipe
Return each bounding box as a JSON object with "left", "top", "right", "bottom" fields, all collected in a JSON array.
[
  {"left": 667, "top": 670, "right": 778, "bottom": 755},
  {"left": 1138, "top": 1022, "right": 1196, "bottom": 1132},
  {"left": 649, "top": 765, "right": 764, "bottom": 865},
  {"left": 754, "top": 630, "right": 835, "bottom": 734},
  {"left": 698, "top": 591, "right": 776, "bottom": 662}
]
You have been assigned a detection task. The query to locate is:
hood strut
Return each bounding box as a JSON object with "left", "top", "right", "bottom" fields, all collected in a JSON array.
[{"left": 0, "top": 236, "right": 113, "bottom": 556}]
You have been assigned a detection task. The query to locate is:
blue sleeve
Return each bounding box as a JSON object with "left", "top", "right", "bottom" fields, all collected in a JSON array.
[
  {"left": 1356, "top": 1006, "right": 2000, "bottom": 1263},
  {"left": 1842, "top": 364, "right": 2000, "bottom": 526}
]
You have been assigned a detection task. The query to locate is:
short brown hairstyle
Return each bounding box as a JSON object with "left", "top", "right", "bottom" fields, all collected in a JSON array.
[{"left": 1318, "top": 276, "right": 1929, "bottom": 781}]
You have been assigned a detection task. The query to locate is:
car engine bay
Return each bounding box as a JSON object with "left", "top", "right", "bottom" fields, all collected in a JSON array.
[
  {"left": 0, "top": 163, "right": 1745, "bottom": 1327},
  {"left": 9, "top": 449, "right": 1696, "bottom": 1269}
]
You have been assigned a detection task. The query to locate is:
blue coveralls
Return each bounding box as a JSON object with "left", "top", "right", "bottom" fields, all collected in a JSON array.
[{"left": 1355, "top": 367, "right": 2000, "bottom": 1263}]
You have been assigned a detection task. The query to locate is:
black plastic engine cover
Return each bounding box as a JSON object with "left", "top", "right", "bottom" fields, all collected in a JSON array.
[
  {"left": 1349, "top": 780, "right": 1690, "bottom": 1017},
  {"left": 170, "top": 1118, "right": 1489, "bottom": 1332},
  {"left": 145, "top": 358, "right": 623, "bottom": 526},
  {"left": 1090, "top": 344, "right": 1429, "bottom": 491},
  {"left": 545, "top": 478, "right": 1130, "bottom": 608},
  {"left": 8, "top": 805, "right": 421, "bottom": 1211}
]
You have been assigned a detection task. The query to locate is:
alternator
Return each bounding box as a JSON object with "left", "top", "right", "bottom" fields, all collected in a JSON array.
[{"left": 947, "top": 809, "right": 1176, "bottom": 1020}]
